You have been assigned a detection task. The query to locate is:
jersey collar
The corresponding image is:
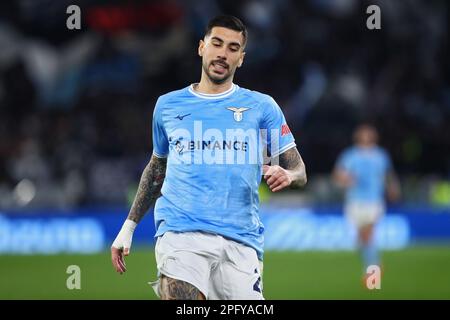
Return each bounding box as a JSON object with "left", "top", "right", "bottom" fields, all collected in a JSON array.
[{"left": 188, "top": 83, "right": 237, "bottom": 99}]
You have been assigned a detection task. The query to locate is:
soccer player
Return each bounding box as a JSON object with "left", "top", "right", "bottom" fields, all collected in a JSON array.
[
  {"left": 111, "top": 15, "right": 307, "bottom": 300},
  {"left": 333, "top": 124, "right": 401, "bottom": 273}
]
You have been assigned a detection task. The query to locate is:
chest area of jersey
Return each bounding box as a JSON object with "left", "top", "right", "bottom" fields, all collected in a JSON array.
[
  {"left": 162, "top": 101, "right": 263, "bottom": 162},
  {"left": 350, "top": 154, "right": 386, "bottom": 176},
  {"left": 163, "top": 102, "right": 260, "bottom": 134}
]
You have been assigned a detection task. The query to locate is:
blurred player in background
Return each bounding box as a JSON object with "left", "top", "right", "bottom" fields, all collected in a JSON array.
[
  {"left": 110, "top": 15, "right": 307, "bottom": 300},
  {"left": 333, "top": 124, "right": 401, "bottom": 274}
]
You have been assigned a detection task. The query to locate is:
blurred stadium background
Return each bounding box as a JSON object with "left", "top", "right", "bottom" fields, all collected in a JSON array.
[{"left": 1, "top": 0, "right": 449, "bottom": 299}]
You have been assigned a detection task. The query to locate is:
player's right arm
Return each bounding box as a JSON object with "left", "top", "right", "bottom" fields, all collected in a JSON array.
[
  {"left": 111, "top": 154, "right": 167, "bottom": 274},
  {"left": 332, "top": 150, "right": 354, "bottom": 188},
  {"left": 332, "top": 166, "right": 354, "bottom": 188},
  {"left": 112, "top": 96, "right": 169, "bottom": 274},
  {"left": 126, "top": 155, "right": 167, "bottom": 224},
  {"left": 386, "top": 169, "right": 401, "bottom": 203}
]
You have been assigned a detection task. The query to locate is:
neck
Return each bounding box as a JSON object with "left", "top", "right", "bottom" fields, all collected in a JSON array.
[
  {"left": 357, "top": 143, "right": 376, "bottom": 148},
  {"left": 195, "top": 71, "right": 234, "bottom": 94}
]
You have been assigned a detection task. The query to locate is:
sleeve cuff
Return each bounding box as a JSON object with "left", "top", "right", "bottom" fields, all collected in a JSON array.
[
  {"left": 270, "top": 142, "right": 296, "bottom": 158},
  {"left": 153, "top": 151, "right": 168, "bottom": 158}
]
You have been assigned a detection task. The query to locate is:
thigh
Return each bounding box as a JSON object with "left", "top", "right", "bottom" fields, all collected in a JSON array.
[
  {"left": 345, "top": 202, "right": 384, "bottom": 228},
  {"left": 210, "top": 239, "right": 264, "bottom": 300},
  {"left": 159, "top": 274, "right": 205, "bottom": 300},
  {"left": 154, "top": 231, "right": 219, "bottom": 299}
]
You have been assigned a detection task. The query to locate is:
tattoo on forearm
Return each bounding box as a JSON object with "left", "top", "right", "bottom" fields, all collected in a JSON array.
[
  {"left": 160, "top": 275, "right": 205, "bottom": 300},
  {"left": 127, "top": 155, "right": 167, "bottom": 223},
  {"left": 278, "top": 147, "right": 307, "bottom": 187}
]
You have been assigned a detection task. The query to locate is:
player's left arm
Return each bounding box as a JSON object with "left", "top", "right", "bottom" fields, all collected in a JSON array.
[
  {"left": 263, "top": 146, "right": 307, "bottom": 192},
  {"left": 386, "top": 169, "right": 401, "bottom": 202}
]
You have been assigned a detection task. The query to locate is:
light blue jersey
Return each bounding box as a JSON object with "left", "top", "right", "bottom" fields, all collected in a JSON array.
[
  {"left": 152, "top": 83, "right": 296, "bottom": 260},
  {"left": 336, "top": 146, "right": 392, "bottom": 203}
]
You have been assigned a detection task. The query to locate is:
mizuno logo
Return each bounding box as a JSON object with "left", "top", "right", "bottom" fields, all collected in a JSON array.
[{"left": 175, "top": 113, "right": 191, "bottom": 120}]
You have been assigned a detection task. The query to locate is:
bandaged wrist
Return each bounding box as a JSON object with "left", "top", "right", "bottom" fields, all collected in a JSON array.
[
  {"left": 112, "top": 219, "right": 137, "bottom": 249},
  {"left": 122, "top": 219, "right": 137, "bottom": 232}
]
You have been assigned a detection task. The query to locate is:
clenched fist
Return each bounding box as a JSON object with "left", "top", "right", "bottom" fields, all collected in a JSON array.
[{"left": 263, "top": 165, "right": 294, "bottom": 192}]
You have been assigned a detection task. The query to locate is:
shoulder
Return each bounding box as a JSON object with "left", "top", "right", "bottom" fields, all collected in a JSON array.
[
  {"left": 374, "top": 146, "right": 388, "bottom": 157},
  {"left": 375, "top": 147, "right": 391, "bottom": 163},
  {"left": 237, "top": 86, "right": 278, "bottom": 106},
  {"left": 340, "top": 147, "right": 356, "bottom": 160},
  {"left": 155, "top": 86, "right": 190, "bottom": 108},
  {"left": 237, "top": 87, "right": 282, "bottom": 120}
]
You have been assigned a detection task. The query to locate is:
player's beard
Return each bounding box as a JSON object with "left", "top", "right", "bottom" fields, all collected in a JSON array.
[{"left": 203, "top": 60, "right": 233, "bottom": 84}]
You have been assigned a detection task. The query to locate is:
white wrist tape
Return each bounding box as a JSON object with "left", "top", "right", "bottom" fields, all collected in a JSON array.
[{"left": 112, "top": 219, "right": 137, "bottom": 250}]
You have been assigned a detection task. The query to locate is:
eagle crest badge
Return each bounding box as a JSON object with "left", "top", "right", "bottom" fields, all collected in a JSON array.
[{"left": 226, "top": 107, "right": 250, "bottom": 122}]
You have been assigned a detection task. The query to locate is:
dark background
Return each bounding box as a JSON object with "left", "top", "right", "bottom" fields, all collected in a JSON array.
[{"left": 0, "top": 0, "right": 448, "bottom": 208}]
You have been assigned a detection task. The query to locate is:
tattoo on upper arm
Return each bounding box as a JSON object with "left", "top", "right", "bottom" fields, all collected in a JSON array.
[
  {"left": 127, "top": 155, "right": 167, "bottom": 223},
  {"left": 160, "top": 275, "right": 205, "bottom": 300},
  {"left": 279, "top": 147, "right": 302, "bottom": 170},
  {"left": 278, "top": 147, "right": 307, "bottom": 187}
]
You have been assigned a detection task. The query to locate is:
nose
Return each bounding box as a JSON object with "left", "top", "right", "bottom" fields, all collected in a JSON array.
[
  {"left": 216, "top": 48, "right": 227, "bottom": 61},
  {"left": 217, "top": 55, "right": 227, "bottom": 62}
]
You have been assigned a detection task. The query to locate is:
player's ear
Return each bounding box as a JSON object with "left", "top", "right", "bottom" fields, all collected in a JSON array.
[
  {"left": 237, "top": 51, "right": 245, "bottom": 68},
  {"left": 198, "top": 39, "right": 205, "bottom": 57}
]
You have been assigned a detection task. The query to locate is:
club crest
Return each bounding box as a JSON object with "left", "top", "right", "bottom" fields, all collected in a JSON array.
[{"left": 227, "top": 107, "right": 250, "bottom": 122}]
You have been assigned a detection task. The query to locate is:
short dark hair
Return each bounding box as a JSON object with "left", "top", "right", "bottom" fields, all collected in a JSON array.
[{"left": 205, "top": 15, "right": 247, "bottom": 47}]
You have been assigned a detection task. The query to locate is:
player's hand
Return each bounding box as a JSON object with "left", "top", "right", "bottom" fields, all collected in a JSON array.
[
  {"left": 111, "top": 219, "right": 137, "bottom": 274},
  {"left": 263, "top": 165, "right": 293, "bottom": 192},
  {"left": 111, "top": 246, "right": 127, "bottom": 274},
  {"left": 333, "top": 169, "right": 354, "bottom": 188}
]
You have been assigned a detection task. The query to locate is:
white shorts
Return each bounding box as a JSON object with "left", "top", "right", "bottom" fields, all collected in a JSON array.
[
  {"left": 344, "top": 201, "right": 385, "bottom": 228},
  {"left": 150, "top": 231, "right": 264, "bottom": 300}
]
